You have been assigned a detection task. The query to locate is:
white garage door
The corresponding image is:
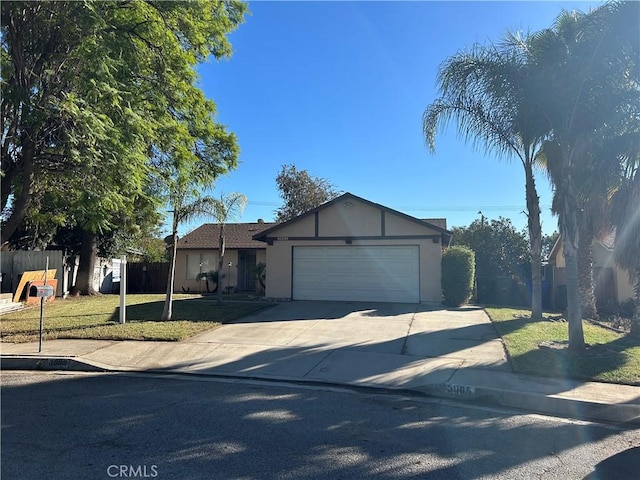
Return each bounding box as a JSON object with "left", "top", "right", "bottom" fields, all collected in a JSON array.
[{"left": 292, "top": 246, "right": 419, "bottom": 303}]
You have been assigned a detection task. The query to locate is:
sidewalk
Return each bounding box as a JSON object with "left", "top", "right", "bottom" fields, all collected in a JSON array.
[{"left": 2, "top": 337, "right": 639, "bottom": 425}]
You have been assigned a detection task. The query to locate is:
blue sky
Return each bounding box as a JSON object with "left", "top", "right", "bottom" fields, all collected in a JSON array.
[{"left": 188, "top": 0, "right": 601, "bottom": 236}]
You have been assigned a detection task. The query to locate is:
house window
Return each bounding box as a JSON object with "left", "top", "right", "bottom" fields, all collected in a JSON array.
[{"left": 186, "top": 253, "right": 217, "bottom": 280}]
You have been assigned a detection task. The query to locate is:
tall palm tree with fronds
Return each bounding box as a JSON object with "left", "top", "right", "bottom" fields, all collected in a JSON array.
[
  {"left": 209, "top": 192, "right": 248, "bottom": 306},
  {"left": 525, "top": 1, "right": 640, "bottom": 350},
  {"left": 162, "top": 181, "right": 219, "bottom": 321},
  {"left": 423, "top": 41, "right": 548, "bottom": 320}
]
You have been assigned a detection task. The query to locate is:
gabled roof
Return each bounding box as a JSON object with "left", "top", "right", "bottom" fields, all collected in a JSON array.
[
  {"left": 548, "top": 236, "right": 562, "bottom": 263},
  {"left": 177, "top": 222, "right": 275, "bottom": 250},
  {"left": 547, "top": 230, "right": 617, "bottom": 263},
  {"left": 252, "top": 192, "right": 452, "bottom": 243}
]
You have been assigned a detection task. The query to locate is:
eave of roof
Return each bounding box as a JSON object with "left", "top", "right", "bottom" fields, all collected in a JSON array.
[{"left": 252, "top": 192, "right": 452, "bottom": 243}]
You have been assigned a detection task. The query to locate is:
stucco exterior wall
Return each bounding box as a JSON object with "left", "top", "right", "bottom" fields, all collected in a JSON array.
[
  {"left": 551, "top": 239, "right": 635, "bottom": 304},
  {"left": 384, "top": 213, "right": 441, "bottom": 236},
  {"left": 269, "top": 214, "right": 315, "bottom": 237},
  {"left": 553, "top": 242, "right": 566, "bottom": 268},
  {"left": 593, "top": 242, "right": 613, "bottom": 268},
  {"left": 615, "top": 268, "right": 635, "bottom": 303},
  {"left": 592, "top": 242, "right": 635, "bottom": 303},
  {"left": 318, "top": 199, "right": 382, "bottom": 236},
  {"left": 174, "top": 249, "right": 260, "bottom": 293}
]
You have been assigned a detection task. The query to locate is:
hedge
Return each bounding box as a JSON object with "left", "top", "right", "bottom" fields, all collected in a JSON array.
[{"left": 442, "top": 246, "right": 475, "bottom": 307}]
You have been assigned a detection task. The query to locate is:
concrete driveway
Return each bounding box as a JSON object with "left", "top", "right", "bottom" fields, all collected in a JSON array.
[
  {"left": 188, "top": 301, "right": 417, "bottom": 353},
  {"left": 71, "top": 300, "right": 509, "bottom": 388},
  {"left": 187, "top": 300, "right": 509, "bottom": 368}
]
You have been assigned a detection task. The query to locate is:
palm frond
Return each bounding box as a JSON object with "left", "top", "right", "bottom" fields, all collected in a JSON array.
[{"left": 208, "top": 192, "right": 248, "bottom": 224}]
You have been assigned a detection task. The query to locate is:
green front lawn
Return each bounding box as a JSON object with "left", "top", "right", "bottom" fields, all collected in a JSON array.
[
  {"left": 1, "top": 294, "right": 271, "bottom": 343},
  {"left": 486, "top": 307, "right": 640, "bottom": 385}
]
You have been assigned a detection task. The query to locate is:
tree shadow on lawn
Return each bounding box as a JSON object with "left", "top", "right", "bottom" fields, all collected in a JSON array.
[
  {"left": 508, "top": 334, "right": 639, "bottom": 385},
  {"left": 108, "top": 298, "right": 271, "bottom": 324},
  {"left": 456, "top": 312, "right": 639, "bottom": 384}
]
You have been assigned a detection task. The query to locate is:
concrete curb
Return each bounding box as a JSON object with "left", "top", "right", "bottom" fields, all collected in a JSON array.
[
  {"left": 3, "top": 354, "right": 638, "bottom": 426},
  {"left": 414, "top": 383, "right": 640, "bottom": 426},
  {"left": 2, "top": 355, "right": 107, "bottom": 372}
]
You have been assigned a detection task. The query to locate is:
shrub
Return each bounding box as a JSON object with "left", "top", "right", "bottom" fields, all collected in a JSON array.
[
  {"left": 253, "top": 263, "right": 266, "bottom": 294},
  {"left": 442, "top": 246, "right": 475, "bottom": 307}
]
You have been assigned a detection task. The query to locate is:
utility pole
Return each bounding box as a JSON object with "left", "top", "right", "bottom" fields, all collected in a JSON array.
[{"left": 478, "top": 210, "right": 486, "bottom": 228}]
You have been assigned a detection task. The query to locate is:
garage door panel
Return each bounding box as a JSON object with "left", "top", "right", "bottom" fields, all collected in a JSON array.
[{"left": 292, "top": 246, "right": 419, "bottom": 303}]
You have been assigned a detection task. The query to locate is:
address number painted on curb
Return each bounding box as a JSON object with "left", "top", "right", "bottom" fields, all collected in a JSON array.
[
  {"left": 39, "top": 358, "right": 70, "bottom": 369},
  {"left": 444, "top": 384, "right": 475, "bottom": 397}
]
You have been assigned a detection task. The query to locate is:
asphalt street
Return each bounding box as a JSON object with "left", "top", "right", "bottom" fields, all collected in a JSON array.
[{"left": 2, "top": 371, "right": 638, "bottom": 480}]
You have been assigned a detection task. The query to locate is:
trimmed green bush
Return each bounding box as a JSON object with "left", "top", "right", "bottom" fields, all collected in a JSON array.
[{"left": 442, "top": 246, "right": 475, "bottom": 307}]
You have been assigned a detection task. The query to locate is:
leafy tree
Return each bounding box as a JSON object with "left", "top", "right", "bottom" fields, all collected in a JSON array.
[
  {"left": 137, "top": 236, "right": 169, "bottom": 264},
  {"left": 452, "top": 217, "right": 529, "bottom": 304},
  {"left": 423, "top": 39, "right": 547, "bottom": 319},
  {"left": 208, "top": 192, "right": 247, "bottom": 306},
  {"left": 274, "top": 164, "right": 340, "bottom": 222},
  {"left": 452, "top": 217, "right": 529, "bottom": 278},
  {"left": 1, "top": 0, "right": 247, "bottom": 294}
]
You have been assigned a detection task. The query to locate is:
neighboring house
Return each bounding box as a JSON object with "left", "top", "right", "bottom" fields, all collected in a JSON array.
[
  {"left": 547, "top": 233, "right": 635, "bottom": 312},
  {"left": 252, "top": 192, "right": 452, "bottom": 304},
  {"left": 175, "top": 221, "right": 275, "bottom": 293}
]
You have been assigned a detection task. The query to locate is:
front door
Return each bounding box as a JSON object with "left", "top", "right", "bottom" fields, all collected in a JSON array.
[{"left": 237, "top": 251, "right": 257, "bottom": 291}]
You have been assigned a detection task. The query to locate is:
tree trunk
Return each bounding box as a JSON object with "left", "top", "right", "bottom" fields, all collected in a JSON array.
[
  {"left": 578, "top": 219, "right": 598, "bottom": 319},
  {"left": 524, "top": 161, "right": 543, "bottom": 320},
  {"left": 1, "top": 161, "right": 17, "bottom": 213},
  {"left": 162, "top": 221, "right": 178, "bottom": 321},
  {"left": 632, "top": 267, "right": 640, "bottom": 336},
  {"left": 75, "top": 229, "right": 99, "bottom": 295},
  {"left": 1, "top": 140, "right": 35, "bottom": 245},
  {"left": 564, "top": 248, "right": 585, "bottom": 351},
  {"left": 217, "top": 225, "right": 225, "bottom": 306},
  {"left": 559, "top": 185, "right": 585, "bottom": 352}
]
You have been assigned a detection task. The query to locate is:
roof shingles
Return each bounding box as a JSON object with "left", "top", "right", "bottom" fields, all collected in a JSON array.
[{"left": 177, "top": 223, "right": 275, "bottom": 250}]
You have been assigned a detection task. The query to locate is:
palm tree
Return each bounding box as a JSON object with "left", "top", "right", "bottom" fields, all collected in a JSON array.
[
  {"left": 525, "top": 1, "right": 639, "bottom": 350},
  {"left": 162, "top": 183, "right": 218, "bottom": 321},
  {"left": 423, "top": 42, "right": 547, "bottom": 320},
  {"left": 609, "top": 135, "right": 640, "bottom": 328},
  {"left": 208, "top": 192, "right": 248, "bottom": 306}
]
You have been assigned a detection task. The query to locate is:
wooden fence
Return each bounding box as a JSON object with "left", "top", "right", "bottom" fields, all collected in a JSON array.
[
  {"left": 1, "top": 250, "right": 66, "bottom": 297},
  {"left": 126, "top": 262, "right": 169, "bottom": 294}
]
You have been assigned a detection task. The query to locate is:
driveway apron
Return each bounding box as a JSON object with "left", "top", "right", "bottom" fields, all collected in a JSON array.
[{"left": 184, "top": 301, "right": 509, "bottom": 376}]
